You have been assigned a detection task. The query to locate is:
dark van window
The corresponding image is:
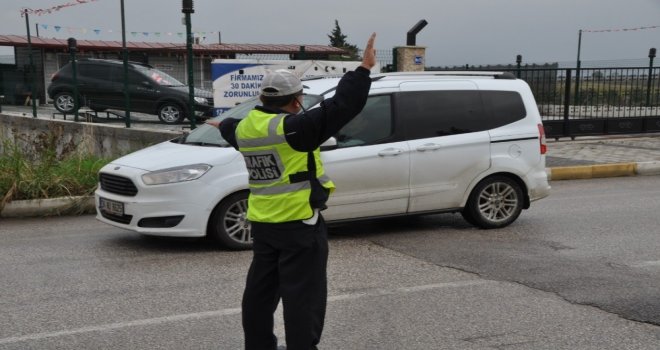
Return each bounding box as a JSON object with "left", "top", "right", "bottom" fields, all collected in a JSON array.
[
  {"left": 398, "top": 90, "right": 526, "bottom": 139},
  {"left": 336, "top": 95, "right": 392, "bottom": 148},
  {"left": 481, "top": 91, "right": 527, "bottom": 124}
]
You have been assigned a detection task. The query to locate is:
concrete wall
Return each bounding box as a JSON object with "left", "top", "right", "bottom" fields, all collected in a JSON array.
[{"left": 0, "top": 114, "right": 178, "bottom": 160}]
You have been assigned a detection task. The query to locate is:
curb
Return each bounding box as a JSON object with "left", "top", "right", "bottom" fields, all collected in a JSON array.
[
  {"left": 547, "top": 161, "right": 660, "bottom": 181},
  {"left": 0, "top": 196, "right": 95, "bottom": 218}
]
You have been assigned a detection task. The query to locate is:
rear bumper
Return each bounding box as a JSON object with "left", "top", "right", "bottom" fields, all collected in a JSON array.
[{"left": 528, "top": 168, "right": 551, "bottom": 202}]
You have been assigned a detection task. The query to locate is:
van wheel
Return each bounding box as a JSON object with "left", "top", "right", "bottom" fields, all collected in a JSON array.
[
  {"left": 463, "top": 176, "right": 523, "bottom": 229},
  {"left": 54, "top": 92, "right": 76, "bottom": 113},
  {"left": 208, "top": 192, "right": 252, "bottom": 250},
  {"left": 157, "top": 103, "right": 185, "bottom": 124}
]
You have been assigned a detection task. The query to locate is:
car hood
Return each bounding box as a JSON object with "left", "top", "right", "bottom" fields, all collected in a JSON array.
[{"left": 111, "top": 140, "right": 239, "bottom": 171}]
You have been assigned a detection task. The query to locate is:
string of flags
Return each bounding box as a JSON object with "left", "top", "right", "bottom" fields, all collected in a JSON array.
[
  {"left": 583, "top": 25, "right": 660, "bottom": 33},
  {"left": 35, "top": 23, "right": 218, "bottom": 39},
  {"left": 20, "top": 0, "right": 216, "bottom": 41},
  {"left": 21, "top": 0, "right": 99, "bottom": 17}
]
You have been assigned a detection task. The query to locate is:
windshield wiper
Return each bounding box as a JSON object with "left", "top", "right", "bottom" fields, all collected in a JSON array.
[{"left": 183, "top": 141, "right": 224, "bottom": 147}]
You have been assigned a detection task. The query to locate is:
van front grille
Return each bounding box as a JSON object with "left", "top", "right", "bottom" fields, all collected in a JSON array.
[{"left": 99, "top": 173, "right": 138, "bottom": 196}]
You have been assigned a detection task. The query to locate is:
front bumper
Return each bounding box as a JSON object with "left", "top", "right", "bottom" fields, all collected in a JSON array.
[{"left": 94, "top": 167, "right": 215, "bottom": 237}]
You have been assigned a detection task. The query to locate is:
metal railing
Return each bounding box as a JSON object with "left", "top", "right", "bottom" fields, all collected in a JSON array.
[
  {"left": 4, "top": 47, "right": 658, "bottom": 137},
  {"left": 523, "top": 67, "right": 659, "bottom": 138}
]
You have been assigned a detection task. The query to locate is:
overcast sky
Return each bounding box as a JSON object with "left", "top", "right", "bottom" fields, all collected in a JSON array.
[{"left": 1, "top": 0, "right": 658, "bottom": 67}]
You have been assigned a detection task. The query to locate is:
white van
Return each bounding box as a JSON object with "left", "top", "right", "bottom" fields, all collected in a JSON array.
[{"left": 95, "top": 71, "right": 551, "bottom": 249}]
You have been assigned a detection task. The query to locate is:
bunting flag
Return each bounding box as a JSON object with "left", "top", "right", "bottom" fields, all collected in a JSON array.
[
  {"left": 21, "top": 0, "right": 99, "bottom": 17},
  {"left": 583, "top": 25, "right": 660, "bottom": 33},
  {"left": 34, "top": 22, "right": 217, "bottom": 40}
]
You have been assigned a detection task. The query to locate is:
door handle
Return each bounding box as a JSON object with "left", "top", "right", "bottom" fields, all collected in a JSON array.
[
  {"left": 378, "top": 148, "right": 404, "bottom": 157},
  {"left": 416, "top": 143, "right": 442, "bottom": 152}
]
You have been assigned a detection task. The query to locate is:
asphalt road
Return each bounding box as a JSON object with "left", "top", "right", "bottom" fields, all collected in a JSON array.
[
  {"left": 1, "top": 176, "right": 660, "bottom": 349},
  {"left": 365, "top": 175, "right": 660, "bottom": 326}
]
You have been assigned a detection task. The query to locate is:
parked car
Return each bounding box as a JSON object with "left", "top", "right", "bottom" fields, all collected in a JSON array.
[
  {"left": 47, "top": 58, "right": 213, "bottom": 124},
  {"left": 95, "top": 71, "right": 551, "bottom": 250}
]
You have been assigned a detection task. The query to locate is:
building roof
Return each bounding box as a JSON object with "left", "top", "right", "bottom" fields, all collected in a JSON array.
[{"left": 0, "top": 35, "right": 347, "bottom": 55}]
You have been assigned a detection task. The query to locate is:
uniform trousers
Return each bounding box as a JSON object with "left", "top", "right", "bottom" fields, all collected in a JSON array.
[{"left": 242, "top": 215, "right": 328, "bottom": 350}]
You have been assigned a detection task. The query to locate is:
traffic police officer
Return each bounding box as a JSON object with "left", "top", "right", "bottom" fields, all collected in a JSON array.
[{"left": 211, "top": 33, "right": 377, "bottom": 350}]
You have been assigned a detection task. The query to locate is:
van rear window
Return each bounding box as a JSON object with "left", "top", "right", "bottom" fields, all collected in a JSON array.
[{"left": 398, "top": 90, "right": 526, "bottom": 139}]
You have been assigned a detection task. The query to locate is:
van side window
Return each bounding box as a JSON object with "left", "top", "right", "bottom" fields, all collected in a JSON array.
[
  {"left": 481, "top": 91, "right": 527, "bottom": 124},
  {"left": 399, "top": 90, "right": 526, "bottom": 139},
  {"left": 336, "top": 95, "right": 393, "bottom": 148}
]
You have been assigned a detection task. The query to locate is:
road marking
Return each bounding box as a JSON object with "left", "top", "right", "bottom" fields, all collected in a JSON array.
[
  {"left": 631, "top": 260, "right": 660, "bottom": 268},
  {"left": 0, "top": 279, "right": 489, "bottom": 345},
  {"left": 0, "top": 309, "right": 242, "bottom": 345}
]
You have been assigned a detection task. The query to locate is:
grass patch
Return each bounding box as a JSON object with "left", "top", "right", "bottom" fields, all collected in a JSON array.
[{"left": 0, "top": 137, "right": 111, "bottom": 211}]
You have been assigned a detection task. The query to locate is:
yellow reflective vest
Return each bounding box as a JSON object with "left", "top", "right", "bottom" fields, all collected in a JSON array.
[{"left": 235, "top": 109, "right": 335, "bottom": 223}]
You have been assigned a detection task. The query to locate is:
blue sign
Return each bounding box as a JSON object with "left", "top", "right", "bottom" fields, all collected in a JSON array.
[{"left": 414, "top": 56, "right": 423, "bottom": 65}]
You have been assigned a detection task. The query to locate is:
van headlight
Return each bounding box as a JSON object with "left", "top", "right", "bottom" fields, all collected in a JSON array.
[{"left": 142, "top": 164, "right": 211, "bottom": 185}]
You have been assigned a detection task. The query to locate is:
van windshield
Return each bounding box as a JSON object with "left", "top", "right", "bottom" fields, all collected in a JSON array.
[
  {"left": 134, "top": 66, "right": 184, "bottom": 87},
  {"left": 177, "top": 94, "right": 323, "bottom": 147}
]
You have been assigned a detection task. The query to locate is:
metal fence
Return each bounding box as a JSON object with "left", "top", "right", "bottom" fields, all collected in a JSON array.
[
  {"left": 5, "top": 47, "right": 659, "bottom": 138},
  {"left": 438, "top": 65, "right": 660, "bottom": 138}
]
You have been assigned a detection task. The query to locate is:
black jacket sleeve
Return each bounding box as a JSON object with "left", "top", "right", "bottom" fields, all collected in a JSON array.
[
  {"left": 283, "top": 66, "right": 372, "bottom": 152},
  {"left": 219, "top": 117, "right": 241, "bottom": 150}
]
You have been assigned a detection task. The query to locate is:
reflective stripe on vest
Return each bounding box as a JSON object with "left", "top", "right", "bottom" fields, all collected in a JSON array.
[{"left": 236, "top": 114, "right": 286, "bottom": 148}]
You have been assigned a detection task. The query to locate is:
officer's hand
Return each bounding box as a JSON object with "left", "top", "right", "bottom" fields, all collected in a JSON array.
[
  {"left": 206, "top": 120, "right": 221, "bottom": 128},
  {"left": 360, "top": 33, "right": 377, "bottom": 70}
]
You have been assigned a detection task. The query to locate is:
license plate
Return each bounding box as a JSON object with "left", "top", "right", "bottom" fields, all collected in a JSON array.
[{"left": 99, "top": 197, "right": 124, "bottom": 216}]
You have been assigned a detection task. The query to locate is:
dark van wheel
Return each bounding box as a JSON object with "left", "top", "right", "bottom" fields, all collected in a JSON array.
[
  {"left": 157, "top": 103, "right": 185, "bottom": 124},
  {"left": 462, "top": 176, "right": 523, "bottom": 229},
  {"left": 54, "top": 92, "right": 76, "bottom": 113},
  {"left": 208, "top": 192, "right": 252, "bottom": 250}
]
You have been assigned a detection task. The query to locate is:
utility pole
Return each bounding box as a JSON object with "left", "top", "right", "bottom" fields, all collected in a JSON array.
[
  {"left": 120, "top": 0, "right": 131, "bottom": 127},
  {"left": 24, "top": 12, "right": 38, "bottom": 117},
  {"left": 182, "top": 0, "right": 196, "bottom": 129},
  {"left": 575, "top": 29, "right": 582, "bottom": 106},
  {"left": 647, "top": 48, "right": 656, "bottom": 107}
]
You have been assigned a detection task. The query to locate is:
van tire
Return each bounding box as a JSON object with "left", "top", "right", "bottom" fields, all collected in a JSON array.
[
  {"left": 157, "top": 102, "right": 185, "bottom": 124},
  {"left": 463, "top": 176, "right": 523, "bottom": 229},
  {"left": 208, "top": 192, "right": 252, "bottom": 250}
]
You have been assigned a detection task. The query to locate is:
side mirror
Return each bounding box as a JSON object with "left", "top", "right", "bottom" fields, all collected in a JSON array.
[{"left": 320, "top": 137, "right": 337, "bottom": 151}]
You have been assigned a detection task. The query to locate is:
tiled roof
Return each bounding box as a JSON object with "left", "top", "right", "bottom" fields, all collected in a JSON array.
[{"left": 0, "top": 35, "right": 347, "bottom": 55}]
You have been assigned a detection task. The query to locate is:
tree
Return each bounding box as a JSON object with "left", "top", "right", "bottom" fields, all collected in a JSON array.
[{"left": 327, "top": 20, "right": 359, "bottom": 60}]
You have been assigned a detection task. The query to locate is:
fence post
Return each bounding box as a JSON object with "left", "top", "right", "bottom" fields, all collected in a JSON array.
[
  {"left": 516, "top": 55, "right": 522, "bottom": 78},
  {"left": 647, "top": 48, "right": 656, "bottom": 107},
  {"left": 563, "top": 69, "right": 572, "bottom": 138},
  {"left": 68, "top": 38, "right": 79, "bottom": 122}
]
